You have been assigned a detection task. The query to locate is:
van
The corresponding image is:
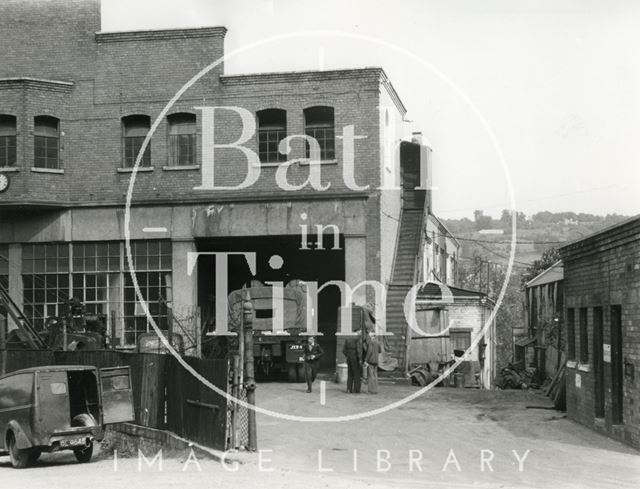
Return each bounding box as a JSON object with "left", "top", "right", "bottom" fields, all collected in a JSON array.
[{"left": 0, "top": 365, "right": 134, "bottom": 468}]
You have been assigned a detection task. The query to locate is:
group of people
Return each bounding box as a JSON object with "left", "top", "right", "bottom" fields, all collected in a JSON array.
[
  {"left": 301, "top": 331, "right": 382, "bottom": 395},
  {"left": 342, "top": 331, "right": 381, "bottom": 394}
]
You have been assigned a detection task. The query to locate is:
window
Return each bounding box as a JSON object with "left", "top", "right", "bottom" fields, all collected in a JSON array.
[
  {"left": 567, "top": 308, "right": 576, "bottom": 361},
  {"left": 122, "top": 115, "right": 151, "bottom": 168},
  {"left": 0, "top": 114, "right": 17, "bottom": 167},
  {"left": 257, "top": 109, "right": 287, "bottom": 163},
  {"left": 167, "top": 113, "right": 196, "bottom": 166},
  {"left": 22, "top": 243, "right": 70, "bottom": 330},
  {"left": 450, "top": 330, "right": 471, "bottom": 352},
  {"left": 34, "top": 116, "right": 60, "bottom": 169},
  {"left": 72, "top": 242, "right": 121, "bottom": 321},
  {"left": 579, "top": 307, "right": 589, "bottom": 363},
  {"left": 123, "top": 240, "right": 172, "bottom": 345},
  {"left": 304, "top": 106, "right": 335, "bottom": 161},
  {"left": 0, "top": 244, "right": 8, "bottom": 289}
]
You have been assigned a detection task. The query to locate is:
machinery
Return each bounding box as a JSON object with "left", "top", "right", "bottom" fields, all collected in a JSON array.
[{"left": 0, "top": 282, "right": 106, "bottom": 351}]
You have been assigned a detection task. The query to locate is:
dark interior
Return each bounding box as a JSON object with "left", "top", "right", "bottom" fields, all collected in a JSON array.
[
  {"left": 196, "top": 234, "right": 345, "bottom": 368},
  {"left": 67, "top": 370, "right": 100, "bottom": 424}
]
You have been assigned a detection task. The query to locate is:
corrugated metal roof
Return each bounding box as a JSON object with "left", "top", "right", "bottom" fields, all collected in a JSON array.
[{"left": 525, "top": 260, "right": 564, "bottom": 288}]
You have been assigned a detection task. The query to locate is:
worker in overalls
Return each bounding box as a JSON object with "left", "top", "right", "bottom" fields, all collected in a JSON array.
[{"left": 303, "top": 336, "right": 324, "bottom": 393}]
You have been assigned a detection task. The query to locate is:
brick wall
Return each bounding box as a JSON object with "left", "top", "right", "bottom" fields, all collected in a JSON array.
[{"left": 560, "top": 217, "right": 640, "bottom": 450}]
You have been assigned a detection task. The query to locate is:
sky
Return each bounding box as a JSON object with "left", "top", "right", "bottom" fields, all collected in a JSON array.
[{"left": 101, "top": 0, "right": 640, "bottom": 219}]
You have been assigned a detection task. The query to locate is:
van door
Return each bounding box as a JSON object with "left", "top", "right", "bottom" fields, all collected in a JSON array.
[{"left": 99, "top": 367, "right": 134, "bottom": 424}]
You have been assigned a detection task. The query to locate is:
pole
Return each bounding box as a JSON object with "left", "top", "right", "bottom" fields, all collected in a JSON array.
[
  {"left": 0, "top": 313, "right": 6, "bottom": 376},
  {"left": 242, "top": 294, "right": 257, "bottom": 451}
]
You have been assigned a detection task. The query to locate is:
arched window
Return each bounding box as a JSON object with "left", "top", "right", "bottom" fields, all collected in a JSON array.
[
  {"left": 257, "top": 109, "right": 286, "bottom": 163},
  {"left": 34, "top": 115, "right": 60, "bottom": 169},
  {"left": 0, "top": 114, "right": 17, "bottom": 167},
  {"left": 167, "top": 113, "right": 196, "bottom": 166},
  {"left": 122, "top": 115, "right": 151, "bottom": 167},
  {"left": 304, "top": 106, "right": 335, "bottom": 161}
]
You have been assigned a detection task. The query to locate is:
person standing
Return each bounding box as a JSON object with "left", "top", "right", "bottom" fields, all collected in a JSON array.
[
  {"left": 342, "top": 334, "right": 363, "bottom": 393},
  {"left": 303, "top": 336, "right": 323, "bottom": 393},
  {"left": 363, "top": 332, "right": 381, "bottom": 394}
]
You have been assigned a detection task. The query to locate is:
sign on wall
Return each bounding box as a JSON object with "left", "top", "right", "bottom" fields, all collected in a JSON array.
[{"left": 603, "top": 344, "right": 611, "bottom": 363}]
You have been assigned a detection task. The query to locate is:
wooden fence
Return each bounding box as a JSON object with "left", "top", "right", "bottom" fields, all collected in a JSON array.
[{"left": 0, "top": 349, "right": 229, "bottom": 450}]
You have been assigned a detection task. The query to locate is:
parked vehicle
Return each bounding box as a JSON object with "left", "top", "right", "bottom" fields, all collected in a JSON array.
[
  {"left": 0, "top": 364, "right": 134, "bottom": 468},
  {"left": 226, "top": 280, "right": 308, "bottom": 382}
]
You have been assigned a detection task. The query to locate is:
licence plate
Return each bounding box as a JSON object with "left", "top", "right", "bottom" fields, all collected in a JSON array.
[{"left": 60, "top": 437, "right": 87, "bottom": 448}]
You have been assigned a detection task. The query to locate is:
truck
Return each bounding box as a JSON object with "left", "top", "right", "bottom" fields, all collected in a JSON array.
[{"left": 225, "top": 280, "right": 309, "bottom": 382}]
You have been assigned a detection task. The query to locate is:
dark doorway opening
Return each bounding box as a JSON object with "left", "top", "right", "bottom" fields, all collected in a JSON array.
[
  {"left": 593, "top": 307, "right": 604, "bottom": 418},
  {"left": 196, "top": 234, "right": 345, "bottom": 369},
  {"left": 610, "top": 305, "right": 623, "bottom": 425}
]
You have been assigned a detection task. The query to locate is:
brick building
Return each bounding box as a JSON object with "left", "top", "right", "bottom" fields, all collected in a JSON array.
[
  {"left": 559, "top": 216, "right": 640, "bottom": 449},
  {"left": 0, "top": 0, "right": 436, "bottom": 369}
]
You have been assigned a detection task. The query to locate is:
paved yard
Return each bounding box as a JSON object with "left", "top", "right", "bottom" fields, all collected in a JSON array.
[{"left": 1, "top": 375, "right": 638, "bottom": 489}]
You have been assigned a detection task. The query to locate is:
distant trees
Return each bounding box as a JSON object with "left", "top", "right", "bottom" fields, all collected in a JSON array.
[{"left": 520, "top": 247, "right": 561, "bottom": 287}]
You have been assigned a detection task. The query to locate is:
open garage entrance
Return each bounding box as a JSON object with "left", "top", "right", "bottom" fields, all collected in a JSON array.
[{"left": 196, "top": 234, "right": 345, "bottom": 369}]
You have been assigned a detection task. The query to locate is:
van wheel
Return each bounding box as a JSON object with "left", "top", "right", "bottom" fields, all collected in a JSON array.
[
  {"left": 74, "top": 443, "right": 93, "bottom": 464},
  {"left": 7, "top": 433, "right": 31, "bottom": 469}
]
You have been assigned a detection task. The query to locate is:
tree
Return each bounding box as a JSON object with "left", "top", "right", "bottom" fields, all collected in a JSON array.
[{"left": 520, "top": 247, "right": 561, "bottom": 287}]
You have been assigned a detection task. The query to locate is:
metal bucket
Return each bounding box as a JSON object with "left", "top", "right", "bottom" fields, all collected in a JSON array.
[{"left": 335, "top": 363, "right": 348, "bottom": 384}]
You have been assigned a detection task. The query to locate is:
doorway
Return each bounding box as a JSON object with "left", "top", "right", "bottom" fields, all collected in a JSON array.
[{"left": 610, "top": 305, "right": 623, "bottom": 424}]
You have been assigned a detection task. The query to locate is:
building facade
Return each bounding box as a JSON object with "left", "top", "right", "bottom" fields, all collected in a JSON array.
[
  {"left": 559, "top": 216, "right": 640, "bottom": 449},
  {"left": 0, "top": 0, "right": 433, "bottom": 368},
  {"left": 523, "top": 261, "right": 564, "bottom": 376}
]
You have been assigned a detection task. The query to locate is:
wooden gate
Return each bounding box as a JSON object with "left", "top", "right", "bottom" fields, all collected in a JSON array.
[{"left": 165, "top": 356, "right": 228, "bottom": 450}]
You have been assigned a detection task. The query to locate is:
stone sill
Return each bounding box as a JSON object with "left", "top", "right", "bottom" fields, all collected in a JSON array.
[
  {"left": 31, "top": 167, "right": 64, "bottom": 174},
  {"left": 0, "top": 167, "right": 19, "bottom": 173},
  {"left": 253, "top": 159, "right": 338, "bottom": 168},
  {"left": 162, "top": 165, "right": 200, "bottom": 171},
  {"left": 117, "top": 167, "right": 154, "bottom": 173},
  {"left": 578, "top": 363, "right": 591, "bottom": 372}
]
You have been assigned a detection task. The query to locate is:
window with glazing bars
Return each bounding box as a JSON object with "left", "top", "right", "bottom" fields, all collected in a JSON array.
[
  {"left": 122, "top": 115, "right": 151, "bottom": 167},
  {"left": 168, "top": 113, "right": 196, "bottom": 166},
  {"left": 257, "top": 109, "right": 287, "bottom": 163},
  {"left": 0, "top": 115, "right": 17, "bottom": 167},
  {"left": 21, "top": 243, "right": 70, "bottom": 330},
  {"left": 34, "top": 116, "right": 60, "bottom": 169},
  {"left": 123, "top": 240, "right": 172, "bottom": 346},
  {"left": 304, "top": 106, "right": 335, "bottom": 161}
]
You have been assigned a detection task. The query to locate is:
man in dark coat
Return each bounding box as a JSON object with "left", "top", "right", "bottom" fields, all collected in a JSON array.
[
  {"left": 342, "top": 334, "right": 363, "bottom": 393},
  {"left": 303, "top": 336, "right": 323, "bottom": 393}
]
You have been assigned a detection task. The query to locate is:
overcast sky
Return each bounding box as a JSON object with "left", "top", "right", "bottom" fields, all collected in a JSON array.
[{"left": 101, "top": 0, "right": 639, "bottom": 219}]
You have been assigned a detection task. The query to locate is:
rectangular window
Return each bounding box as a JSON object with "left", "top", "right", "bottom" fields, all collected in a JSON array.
[
  {"left": 579, "top": 307, "right": 589, "bottom": 363},
  {"left": 450, "top": 330, "right": 471, "bottom": 352},
  {"left": 22, "top": 243, "right": 70, "bottom": 331},
  {"left": 0, "top": 243, "right": 8, "bottom": 288},
  {"left": 169, "top": 134, "right": 196, "bottom": 166},
  {"left": 123, "top": 241, "right": 172, "bottom": 346},
  {"left": 0, "top": 135, "right": 16, "bottom": 167},
  {"left": 34, "top": 116, "right": 60, "bottom": 169},
  {"left": 567, "top": 308, "right": 576, "bottom": 361},
  {"left": 0, "top": 115, "right": 17, "bottom": 167},
  {"left": 123, "top": 137, "right": 151, "bottom": 168},
  {"left": 258, "top": 128, "right": 287, "bottom": 163}
]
